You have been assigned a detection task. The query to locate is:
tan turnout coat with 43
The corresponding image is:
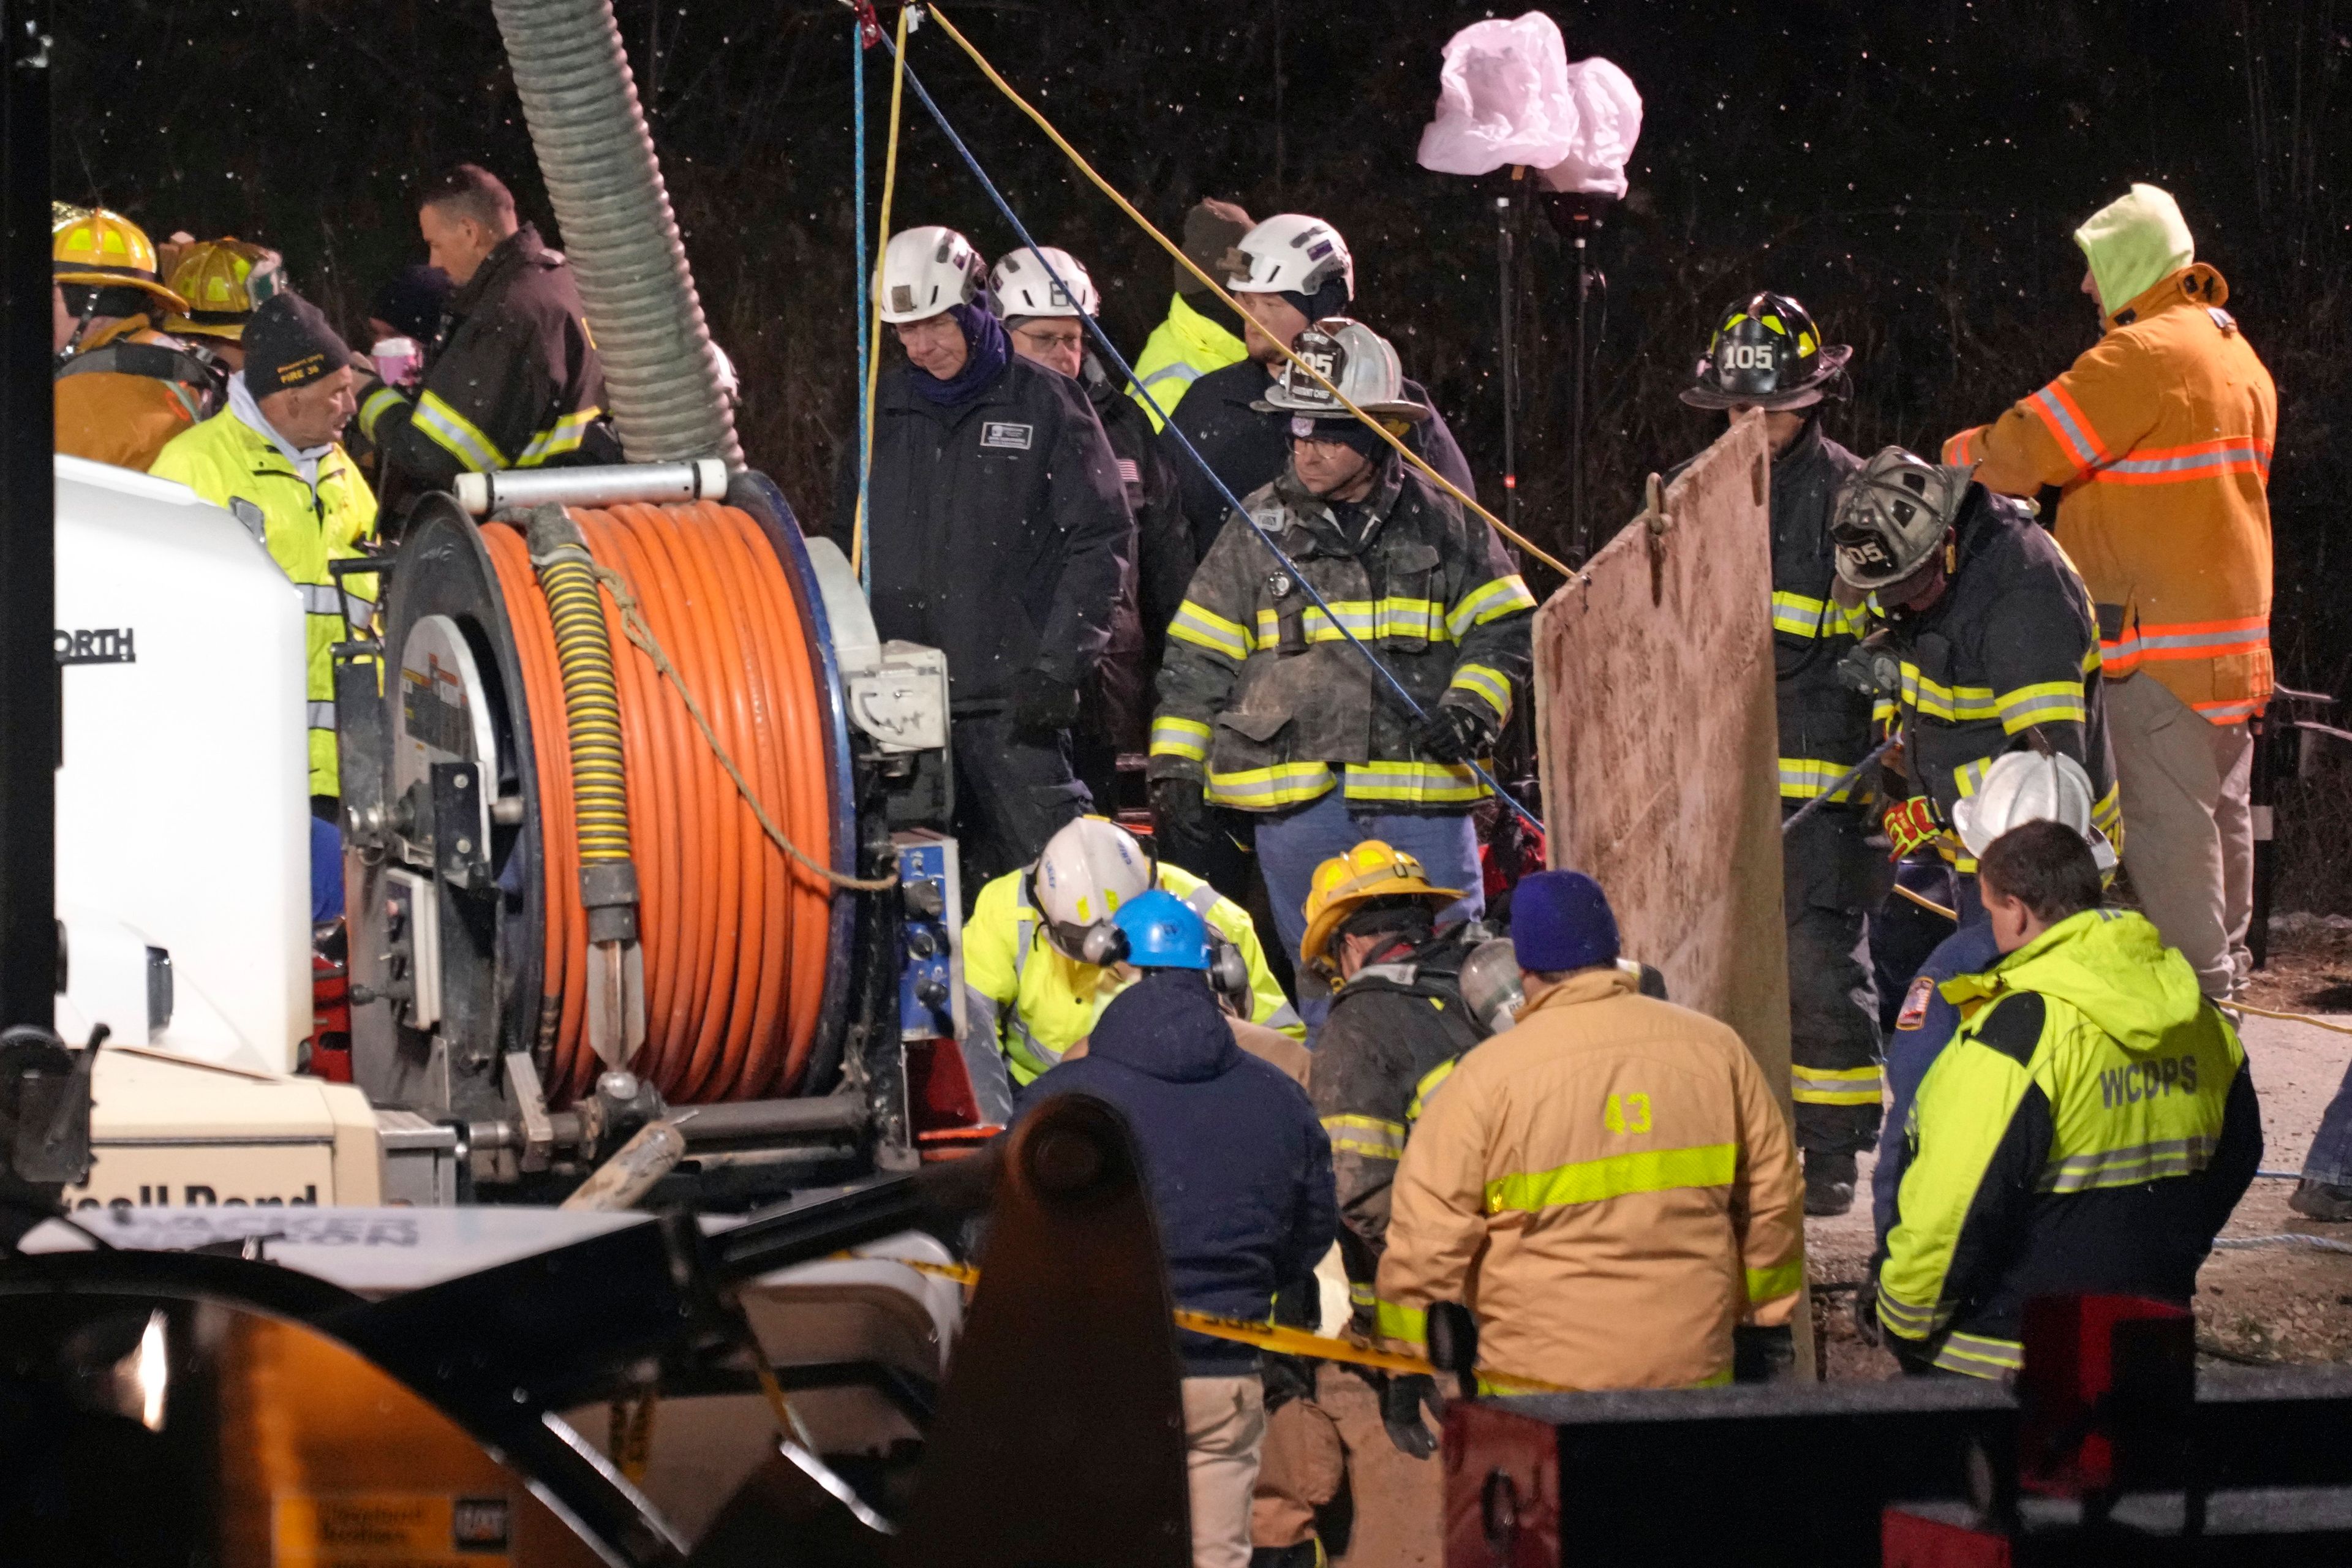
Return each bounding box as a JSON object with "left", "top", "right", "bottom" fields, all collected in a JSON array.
[{"left": 1376, "top": 966, "right": 1805, "bottom": 1390}]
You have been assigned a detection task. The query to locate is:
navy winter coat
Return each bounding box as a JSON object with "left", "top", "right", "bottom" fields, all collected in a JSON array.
[{"left": 1023, "top": 967, "right": 1336, "bottom": 1376}]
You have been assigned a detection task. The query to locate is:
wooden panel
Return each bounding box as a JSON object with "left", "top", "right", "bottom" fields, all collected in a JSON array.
[{"left": 1530, "top": 414, "right": 1811, "bottom": 1370}]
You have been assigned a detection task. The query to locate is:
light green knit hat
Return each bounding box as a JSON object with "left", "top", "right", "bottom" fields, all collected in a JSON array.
[{"left": 2074, "top": 184, "right": 2195, "bottom": 315}]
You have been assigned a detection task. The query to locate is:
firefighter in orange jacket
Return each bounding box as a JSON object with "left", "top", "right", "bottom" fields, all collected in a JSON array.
[
  {"left": 52, "top": 208, "right": 219, "bottom": 470},
  {"left": 1943, "top": 185, "right": 2275, "bottom": 1000},
  {"left": 1377, "top": 870, "right": 1806, "bottom": 1391}
]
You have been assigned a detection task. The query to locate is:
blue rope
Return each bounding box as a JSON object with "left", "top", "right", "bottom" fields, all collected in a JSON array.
[
  {"left": 876, "top": 34, "right": 1544, "bottom": 837},
  {"left": 851, "top": 15, "right": 873, "bottom": 595}
]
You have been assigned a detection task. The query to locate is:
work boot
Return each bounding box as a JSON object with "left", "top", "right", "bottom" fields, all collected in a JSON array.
[
  {"left": 1804, "top": 1150, "right": 1857, "bottom": 1216},
  {"left": 2290, "top": 1179, "right": 2352, "bottom": 1223},
  {"left": 1250, "top": 1544, "right": 1324, "bottom": 1568}
]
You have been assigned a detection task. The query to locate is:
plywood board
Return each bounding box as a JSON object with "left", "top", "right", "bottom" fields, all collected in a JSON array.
[
  {"left": 1533, "top": 416, "right": 1789, "bottom": 1080},
  {"left": 1531, "top": 414, "right": 1809, "bottom": 1368}
]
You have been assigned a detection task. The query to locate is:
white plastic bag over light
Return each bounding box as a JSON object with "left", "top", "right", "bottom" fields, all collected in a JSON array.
[
  {"left": 1537, "top": 58, "right": 1643, "bottom": 198},
  {"left": 1414, "top": 12, "right": 1643, "bottom": 199}
]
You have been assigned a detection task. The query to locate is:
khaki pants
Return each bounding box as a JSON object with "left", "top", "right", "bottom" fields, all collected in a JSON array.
[
  {"left": 2108, "top": 673, "right": 2255, "bottom": 998},
  {"left": 1182, "top": 1375, "right": 1267, "bottom": 1568},
  {"left": 1251, "top": 1393, "right": 1344, "bottom": 1548}
]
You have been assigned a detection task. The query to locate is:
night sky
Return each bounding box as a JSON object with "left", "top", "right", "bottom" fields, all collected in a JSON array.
[{"left": 55, "top": 0, "right": 2352, "bottom": 895}]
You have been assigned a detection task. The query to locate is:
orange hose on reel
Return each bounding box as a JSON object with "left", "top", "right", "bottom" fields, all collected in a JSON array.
[{"left": 483, "top": 501, "right": 837, "bottom": 1104}]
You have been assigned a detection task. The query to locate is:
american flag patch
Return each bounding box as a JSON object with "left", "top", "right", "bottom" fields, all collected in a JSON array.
[{"left": 1117, "top": 458, "right": 1140, "bottom": 486}]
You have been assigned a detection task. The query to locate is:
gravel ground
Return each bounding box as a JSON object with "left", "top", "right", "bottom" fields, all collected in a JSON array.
[{"left": 1809, "top": 918, "right": 2352, "bottom": 1380}]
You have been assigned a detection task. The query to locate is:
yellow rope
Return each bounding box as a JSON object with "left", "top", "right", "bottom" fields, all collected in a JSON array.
[
  {"left": 1891, "top": 882, "right": 1958, "bottom": 922},
  {"left": 850, "top": 3, "right": 910, "bottom": 579},
  {"left": 2235, "top": 1001, "right": 2352, "bottom": 1038},
  {"left": 922, "top": 4, "right": 1575, "bottom": 582},
  {"left": 608, "top": 1385, "right": 658, "bottom": 1484},
  {"left": 883, "top": 1254, "right": 1573, "bottom": 1394}
]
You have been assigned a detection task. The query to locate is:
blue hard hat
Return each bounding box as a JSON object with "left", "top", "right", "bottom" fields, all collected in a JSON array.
[{"left": 1110, "top": 888, "right": 1213, "bottom": 971}]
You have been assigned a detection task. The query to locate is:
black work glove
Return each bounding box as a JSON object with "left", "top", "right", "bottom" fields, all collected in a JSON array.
[
  {"left": 1854, "top": 1246, "right": 1888, "bottom": 1348},
  {"left": 1732, "top": 1323, "right": 1796, "bottom": 1384},
  {"left": 1008, "top": 668, "right": 1082, "bottom": 733},
  {"left": 1151, "top": 775, "right": 1209, "bottom": 845},
  {"left": 1835, "top": 631, "right": 1903, "bottom": 701},
  {"left": 1415, "top": 700, "right": 1499, "bottom": 764},
  {"left": 1852, "top": 1276, "right": 1883, "bottom": 1348},
  {"left": 1380, "top": 1371, "right": 1444, "bottom": 1460}
]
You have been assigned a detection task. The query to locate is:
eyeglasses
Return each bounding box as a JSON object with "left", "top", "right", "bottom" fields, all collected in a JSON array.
[{"left": 1014, "top": 326, "right": 1085, "bottom": 353}]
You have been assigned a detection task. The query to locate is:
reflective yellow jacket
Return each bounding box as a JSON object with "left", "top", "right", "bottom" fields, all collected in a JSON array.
[
  {"left": 962, "top": 861, "right": 1302, "bottom": 1084},
  {"left": 151, "top": 408, "right": 378, "bottom": 796},
  {"left": 1127, "top": 292, "right": 1247, "bottom": 433},
  {"left": 1878, "top": 908, "right": 2260, "bottom": 1378}
]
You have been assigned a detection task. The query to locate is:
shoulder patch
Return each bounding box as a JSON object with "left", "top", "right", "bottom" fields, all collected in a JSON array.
[
  {"left": 1895, "top": 974, "right": 1936, "bottom": 1031},
  {"left": 1973, "top": 992, "right": 2046, "bottom": 1066}
]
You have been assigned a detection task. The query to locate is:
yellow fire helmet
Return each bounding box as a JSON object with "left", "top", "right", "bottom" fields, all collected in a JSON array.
[
  {"left": 53, "top": 206, "right": 188, "bottom": 314},
  {"left": 1298, "top": 839, "right": 1462, "bottom": 973},
  {"left": 162, "top": 239, "right": 287, "bottom": 342}
]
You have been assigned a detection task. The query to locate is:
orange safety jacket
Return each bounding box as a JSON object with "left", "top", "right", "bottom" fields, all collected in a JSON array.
[
  {"left": 55, "top": 315, "right": 214, "bottom": 472},
  {"left": 1374, "top": 965, "right": 1804, "bottom": 1391},
  {"left": 1943, "top": 265, "right": 2275, "bottom": 726}
]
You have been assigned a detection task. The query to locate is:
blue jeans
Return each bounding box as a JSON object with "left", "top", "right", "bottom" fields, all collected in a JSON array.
[
  {"left": 2304, "top": 1067, "right": 2352, "bottom": 1188},
  {"left": 1253, "top": 790, "right": 1483, "bottom": 1038},
  {"left": 1871, "top": 920, "right": 2005, "bottom": 1246},
  {"left": 311, "top": 813, "right": 344, "bottom": 924}
]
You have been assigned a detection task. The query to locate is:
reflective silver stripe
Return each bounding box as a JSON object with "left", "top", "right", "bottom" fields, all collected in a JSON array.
[
  {"left": 1008, "top": 1011, "right": 1063, "bottom": 1073},
  {"left": 1265, "top": 1001, "right": 1305, "bottom": 1032},
  {"left": 358, "top": 385, "right": 407, "bottom": 442},
  {"left": 307, "top": 699, "right": 337, "bottom": 731},
  {"left": 1183, "top": 884, "right": 1221, "bottom": 918},
  {"left": 1139, "top": 362, "right": 1200, "bottom": 390},
  {"left": 964, "top": 987, "right": 1003, "bottom": 1053},
  {"left": 2041, "top": 1134, "right": 2216, "bottom": 1193},
  {"left": 2136, "top": 624, "right": 2271, "bottom": 653},
  {"left": 1001, "top": 884, "right": 1067, "bottom": 1071},
  {"left": 1321, "top": 1115, "right": 1406, "bottom": 1161},
  {"left": 1011, "top": 883, "right": 1036, "bottom": 986},
  {"left": 1874, "top": 1288, "right": 1939, "bottom": 1336},
  {"left": 298, "top": 582, "right": 346, "bottom": 616},
  {"left": 2101, "top": 442, "right": 2269, "bottom": 478},
  {"left": 1932, "top": 1331, "right": 2023, "bottom": 1377}
]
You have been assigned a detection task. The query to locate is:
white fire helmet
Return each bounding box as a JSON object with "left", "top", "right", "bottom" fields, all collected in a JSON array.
[
  {"left": 1224, "top": 213, "right": 1354, "bottom": 303},
  {"left": 1951, "top": 750, "right": 2119, "bottom": 872},
  {"left": 1031, "top": 816, "right": 1153, "bottom": 943},
  {"left": 1831, "top": 446, "right": 1973, "bottom": 593},
  {"left": 875, "top": 225, "right": 987, "bottom": 325},
  {"left": 1256, "top": 317, "right": 1430, "bottom": 423},
  {"left": 989, "top": 246, "right": 1099, "bottom": 320}
]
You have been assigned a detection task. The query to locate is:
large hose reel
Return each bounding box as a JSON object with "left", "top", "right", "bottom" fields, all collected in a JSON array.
[{"left": 339, "top": 469, "right": 941, "bottom": 1159}]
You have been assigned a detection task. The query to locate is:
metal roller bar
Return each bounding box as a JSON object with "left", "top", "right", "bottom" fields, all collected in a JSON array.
[
  {"left": 675, "top": 1095, "right": 872, "bottom": 1144},
  {"left": 453, "top": 459, "right": 729, "bottom": 516}
]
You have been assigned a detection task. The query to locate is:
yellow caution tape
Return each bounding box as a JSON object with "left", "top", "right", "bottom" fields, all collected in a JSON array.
[{"left": 883, "top": 1254, "right": 1574, "bottom": 1395}]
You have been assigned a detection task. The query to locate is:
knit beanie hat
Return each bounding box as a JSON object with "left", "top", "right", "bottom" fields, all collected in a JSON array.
[
  {"left": 1178, "top": 198, "right": 1253, "bottom": 298},
  {"left": 243, "top": 290, "right": 355, "bottom": 398},
  {"left": 1289, "top": 412, "right": 1395, "bottom": 460},
  {"left": 2075, "top": 184, "right": 2194, "bottom": 317},
  {"left": 369, "top": 263, "right": 453, "bottom": 343},
  {"left": 1510, "top": 870, "right": 1621, "bottom": 973}
]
